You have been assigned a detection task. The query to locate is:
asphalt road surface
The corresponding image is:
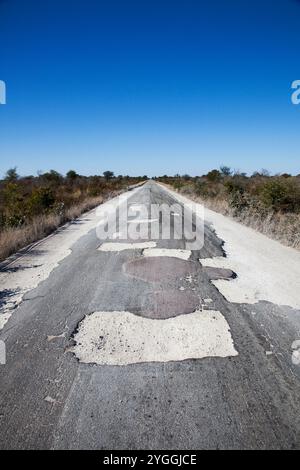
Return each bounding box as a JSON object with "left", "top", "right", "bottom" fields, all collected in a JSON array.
[{"left": 0, "top": 181, "right": 300, "bottom": 449}]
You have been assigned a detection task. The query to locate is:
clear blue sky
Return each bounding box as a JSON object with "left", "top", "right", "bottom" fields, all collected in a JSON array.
[{"left": 0, "top": 0, "right": 300, "bottom": 177}]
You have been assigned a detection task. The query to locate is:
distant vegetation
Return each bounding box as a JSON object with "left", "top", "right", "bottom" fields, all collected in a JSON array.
[
  {"left": 1, "top": 165, "right": 299, "bottom": 260},
  {"left": 155, "top": 168, "right": 300, "bottom": 249},
  {"left": 0, "top": 169, "right": 147, "bottom": 261}
]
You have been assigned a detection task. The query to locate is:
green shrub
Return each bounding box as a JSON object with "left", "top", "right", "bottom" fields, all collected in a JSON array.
[
  {"left": 173, "top": 180, "right": 183, "bottom": 190},
  {"left": 26, "top": 187, "right": 55, "bottom": 216},
  {"left": 194, "top": 181, "right": 207, "bottom": 196},
  {"left": 2, "top": 183, "right": 25, "bottom": 227},
  {"left": 206, "top": 169, "right": 221, "bottom": 182},
  {"left": 259, "top": 178, "right": 300, "bottom": 212}
]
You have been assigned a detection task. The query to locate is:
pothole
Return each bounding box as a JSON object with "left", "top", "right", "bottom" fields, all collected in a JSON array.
[
  {"left": 139, "top": 290, "right": 200, "bottom": 319},
  {"left": 123, "top": 257, "right": 200, "bottom": 282}
]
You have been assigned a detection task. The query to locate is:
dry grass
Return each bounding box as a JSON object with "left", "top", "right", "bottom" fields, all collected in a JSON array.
[
  {"left": 178, "top": 189, "right": 300, "bottom": 250},
  {"left": 0, "top": 193, "right": 121, "bottom": 262}
]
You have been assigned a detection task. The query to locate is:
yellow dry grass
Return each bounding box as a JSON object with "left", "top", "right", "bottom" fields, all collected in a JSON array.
[
  {"left": 185, "top": 192, "right": 300, "bottom": 250},
  {"left": 0, "top": 194, "right": 111, "bottom": 262}
]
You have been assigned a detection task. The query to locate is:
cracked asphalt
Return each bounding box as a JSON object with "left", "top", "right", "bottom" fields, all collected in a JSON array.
[{"left": 0, "top": 182, "right": 300, "bottom": 449}]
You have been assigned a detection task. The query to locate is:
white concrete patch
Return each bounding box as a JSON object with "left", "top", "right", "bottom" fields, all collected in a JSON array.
[
  {"left": 0, "top": 187, "right": 143, "bottom": 330},
  {"left": 161, "top": 184, "right": 300, "bottom": 310},
  {"left": 71, "top": 309, "right": 238, "bottom": 365},
  {"left": 143, "top": 248, "right": 191, "bottom": 260},
  {"left": 98, "top": 241, "right": 157, "bottom": 252}
]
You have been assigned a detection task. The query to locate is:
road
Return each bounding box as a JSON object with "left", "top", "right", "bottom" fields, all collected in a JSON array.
[{"left": 0, "top": 181, "right": 300, "bottom": 449}]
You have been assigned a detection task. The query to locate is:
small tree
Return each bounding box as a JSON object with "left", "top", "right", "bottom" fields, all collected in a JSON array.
[
  {"left": 66, "top": 170, "right": 78, "bottom": 180},
  {"left": 5, "top": 167, "right": 19, "bottom": 182},
  {"left": 42, "top": 170, "right": 63, "bottom": 185},
  {"left": 220, "top": 166, "right": 232, "bottom": 177},
  {"left": 260, "top": 179, "right": 288, "bottom": 210},
  {"left": 261, "top": 168, "right": 270, "bottom": 177},
  {"left": 103, "top": 171, "right": 114, "bottom": 181}
]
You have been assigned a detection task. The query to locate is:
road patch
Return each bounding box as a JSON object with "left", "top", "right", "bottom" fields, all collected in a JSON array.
[{"left": 70, "top": 309, "right": 238, "bottom": 365}]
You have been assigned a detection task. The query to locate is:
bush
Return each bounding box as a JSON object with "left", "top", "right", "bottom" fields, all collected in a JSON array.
[
  {"left": 259, "top": 178, "right": 300, "bottom": 212},
  {"left": 0, "top": 168, "right": 143, "bottom": 261},
  {"left": 206, "top": 169, "right": 221, "bottom": 182},
  {"left": 164, "top": 171, "right": 300, "bottom": 249},
  {"left": 173, "top": 180, "right": 183, "bottom": 191},
  {"left": 2, "top": 183, "right": 24, "bottom": 227},
  {"left": 103, "top": 171, "right": 114, "bottom": 181},
  {"left": 194, "top": 181, "right": 211, "bottom": 197},
  {"left": 26, "top": 187, "right": 55, "bottom": 216},
  {"left": 41, "top": 170, "right": 63, "bottom": 186},
  {"left": 66, "top": 170, "right": 78, "bottom": 180}
]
